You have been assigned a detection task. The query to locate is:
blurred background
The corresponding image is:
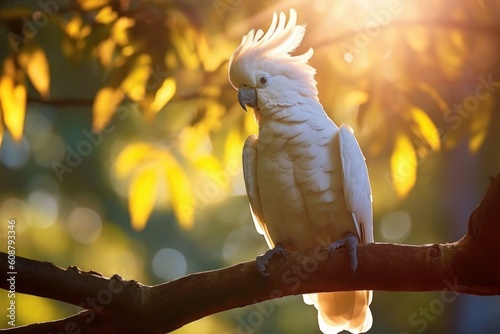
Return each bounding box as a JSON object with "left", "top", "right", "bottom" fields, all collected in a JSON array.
[{"left": 0, "top": 0, "right": 499, "bottom": 333}]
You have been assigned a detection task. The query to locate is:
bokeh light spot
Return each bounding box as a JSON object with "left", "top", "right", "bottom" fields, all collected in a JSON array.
[
  {"left": 67, "top": 207, "right": 102, "bottom": 244},
  {"left": 28, "top": 191, "right": 58, "bottom": 228},
  {"left": 31, "top": 132, "right": 66, "bottom": 168},
  {"left": 0, "top": 134, "right": 30, "bottom": 169},
  {"left": 344, "top": 53, "right": 354, "bottom": 63},
  {"left": 222, "top": 229, "right": 250, "bottom": 263},
  {"left": 152, "top": 248, "right": 187, "bottom": 281},
  {"left": 380, "top": 211, "right": 412, "bottom": 242},
  {"left": 0, "top": 198, "right": 29, "bottom": 233},
  {"left": 25, "top": 110, "right": 52, "bottom": 135}
]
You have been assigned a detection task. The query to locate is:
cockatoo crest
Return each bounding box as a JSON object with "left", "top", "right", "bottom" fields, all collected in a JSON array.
[{"left": 228, "top": 9, "right": 316, "bottom": 90}]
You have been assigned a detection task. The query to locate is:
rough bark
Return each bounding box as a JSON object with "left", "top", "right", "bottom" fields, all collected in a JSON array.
[{"left": 1, "top": 173, "right": 500, "bottom": 333}]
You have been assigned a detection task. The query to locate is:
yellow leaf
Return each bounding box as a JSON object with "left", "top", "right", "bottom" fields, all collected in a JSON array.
[
  {"left": 390, "top": 134, "right": 417, "bottom": 198},
  {"left": 121, "top": 54, "right": 151, "bottom": 102},
  {"left": 129, "top": 166, "right": 158, "bottom": 230},
  {"left": 410, "top": 106, "right": 441, "bottom": 152},
  {"left": 0, "top": 111, "right": 4, "bottom": 147},
  {"left": 18, "top": 47, "right": 50, "bottom": 99},
  {"left": 436, "top": 30, "right": 465, "bottom": 78},
  {"left": 224, "top": 127, "right": 244, "bottom": 168},
  {"left": 204, "top": 100, "right": 224, "bottom": 130},
  {"left": 92, "top": 86, "right": 124, "bottom": 130},
  {"left": 150, "top": 77, "right": 176, "bottom": 113},
  {"left": 65, "top": 16, "right": 83, "bottom": 39},
  {"left": 333, "top": 87, "right": 368, "bottom": 112},
  {"left": 78, "top": 0, "right": 110, "bottom": 11},
  {"left": 333, "top": 88, "right": 369, "bottom": 124},
  {"left": 0, "top": 57, "right": 26, "bottom": 142},
  {"left": 121, "top": 45, "right": 135, "bottom": 57},
  {"left": 196, "top": 32, "right": 209, "bottom": 64},
  {"left": 97, "top": 39, "right": 115, "bottom": 67},
  {"left": 179, "top": 126, "right": 211, "bottom": 160},
  {"left": 450, "top": 28, "right": 466, "bottom": 52},
  {"left": 121, "top": 146, "right": 195, "bottom": 229},
  {"left": 165, "top": 51, "right": 178, "bottom": 69},
  {"left": 114, "top": 143, "right": 156, "bottom": 177},
  {"left": 139, "top": 93, "right": 155, "bottom": 121},
  {"left": 112, "top": 17, "right": 135, "bottom": 46},
  {"left": 195, "top": 155, "right": 223, "bottom": 176},
  {"left": 469, "top": 128, "right": 488, "bottom": 153},
  {"left": 163, "top": 152, "right": 194, "bottom": 229},
  {"left": 201, "top": 39, "right": 233, "bottom": 72},
  {"left": 170, "top": 29, "right": 199, "bottom": 70},
  {"left": 80, "top": 25, "right": 92, "bottom": 39},
  {"left": 416, "top": 82, "right": 448, "bottom": 112},
  {"left": 95, "top": 5, "right": 117, "bottom": 24},
  {"left": 405, "top": 26, "right": 429, "bottom": 53},
  {"left": 468, "top": 96, "right": 493, "bottom": 152},
  {"left": 3, "top": 84, "right": 26, "bottom": 142},
  {"left": 343, "top": 89, "right": 369, "bottom": 107}
]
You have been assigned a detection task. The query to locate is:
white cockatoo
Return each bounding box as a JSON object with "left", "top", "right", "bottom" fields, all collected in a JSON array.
[{"left": 228, "top": 9, "right": 374, "bottom": 334}]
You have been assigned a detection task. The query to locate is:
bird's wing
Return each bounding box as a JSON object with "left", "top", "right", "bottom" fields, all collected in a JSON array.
[
  {"left": 243, "top": 135, "right": 271, "bottom": 242},
  {"left": 338, "top": 124, "right": 374, "bottom": 243}
]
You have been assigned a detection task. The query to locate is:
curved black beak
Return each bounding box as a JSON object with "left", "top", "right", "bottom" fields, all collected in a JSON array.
[{"left": 237, "top": 87, "right": 258, "bottom": 111}]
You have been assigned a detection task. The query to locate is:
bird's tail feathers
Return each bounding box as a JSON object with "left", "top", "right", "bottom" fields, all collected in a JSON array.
[{"left": 303, "top": 290, "right": 373, "bottom": 334}]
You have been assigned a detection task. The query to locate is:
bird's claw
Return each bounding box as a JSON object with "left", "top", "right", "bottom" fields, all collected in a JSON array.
[
  {"left": 256, "top": 243, "right": 286, "bottom": 276},
  {"left": 328, "top": 232, "right": 359, "bottom": 276}
]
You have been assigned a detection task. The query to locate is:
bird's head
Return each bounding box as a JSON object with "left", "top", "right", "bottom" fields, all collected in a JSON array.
[{"left": 228, "top": 9, "right": 317, "bottom": 115}]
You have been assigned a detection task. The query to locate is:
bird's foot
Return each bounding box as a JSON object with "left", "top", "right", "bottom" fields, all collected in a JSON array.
[
  {"left": 328, "top": 232, "right": 359, "bottom": 276},
  {"left": 256, "top": 243, "right": 286, "bottom": 276}
]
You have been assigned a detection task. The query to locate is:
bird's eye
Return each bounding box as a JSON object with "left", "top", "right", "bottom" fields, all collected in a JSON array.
[{"left": 260, "top": 77, "right": 268, "bottom": 85}]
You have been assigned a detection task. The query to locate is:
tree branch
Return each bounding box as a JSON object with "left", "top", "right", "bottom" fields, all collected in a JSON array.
[
  {"left": 313, "top": 19, "right": 500, "bottom": 50},
  {"left": 1, "top": 173, "right": 500, "bottom": 333}
]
